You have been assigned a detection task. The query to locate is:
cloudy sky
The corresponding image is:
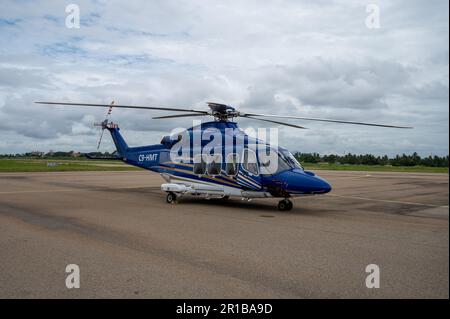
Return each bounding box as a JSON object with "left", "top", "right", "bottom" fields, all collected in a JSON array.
[{"left": 0, "top": 0, "right": 448, "bottom": 156}]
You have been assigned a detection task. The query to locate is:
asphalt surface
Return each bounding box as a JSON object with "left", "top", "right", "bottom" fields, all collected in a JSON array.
[{"left": 0, "top": 170, "right": 448, "bottom": 298}]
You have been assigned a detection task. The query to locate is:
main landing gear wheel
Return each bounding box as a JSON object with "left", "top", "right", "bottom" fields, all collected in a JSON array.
[
  {"left": 166, "top": 192, "right": 177, "bottom": 204},
  {"left": 278, "top": 199, "right": 293, "bottom": 211}
]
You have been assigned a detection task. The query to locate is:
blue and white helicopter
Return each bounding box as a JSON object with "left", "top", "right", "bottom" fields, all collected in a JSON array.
[{"left": 37, "top": 101, "right": 411, "bottom": 211}]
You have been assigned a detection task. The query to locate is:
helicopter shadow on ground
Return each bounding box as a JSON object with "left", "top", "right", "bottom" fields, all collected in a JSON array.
[
  {"left": 173, "top": 196, "right": 341, "bottom": 217},
  {"left": 81, "top": 185, "right": 340, "bottom": 217}
]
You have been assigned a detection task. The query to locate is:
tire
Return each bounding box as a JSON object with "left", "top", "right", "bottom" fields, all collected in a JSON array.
[
  {"left": 278, "top": 199, "right": 293, "bottom": 211},
  {"left": 286, "top": 200, "right": 293, "bottom": 211},
  {"left": 278, "top": 200, "right": 287, "bottom": 211},
  {"left": 166, "top": 192, "right": 176, "bottom": 203}
]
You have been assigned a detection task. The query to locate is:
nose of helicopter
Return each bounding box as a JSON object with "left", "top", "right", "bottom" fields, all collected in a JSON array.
[
  {"left": 310, "top": 174, "right": 332, "bottom": 194},
  {"left": 276, "top": 169, "right": 332, "bottom": 194}
]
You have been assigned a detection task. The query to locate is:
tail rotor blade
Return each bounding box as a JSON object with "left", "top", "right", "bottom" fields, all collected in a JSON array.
[
  {"left": 106, "top": 100, "right": 115, "bottom": 120},
  {"left": 96, "top": 100, "right": 115, "bottom": 151},
  {"left": 97, "top": 128, "right": 105, "bottom": 150}
]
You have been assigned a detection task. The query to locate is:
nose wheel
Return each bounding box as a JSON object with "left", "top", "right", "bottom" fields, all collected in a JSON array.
[{"left": 278, "top": 199, "right": 293, "bottom": 211}]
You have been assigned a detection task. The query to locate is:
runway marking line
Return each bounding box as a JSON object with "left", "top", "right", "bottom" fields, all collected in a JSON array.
[
  {"left": 0, "top": 186, "right": 151, "bottom": 195},
  {"left": 328, "top": 194, "right": 448, "bottom": 208}
]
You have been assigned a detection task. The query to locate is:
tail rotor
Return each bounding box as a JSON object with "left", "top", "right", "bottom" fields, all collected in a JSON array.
[{"left": 95, "top": 100, "right": 115, "bottom": 150}]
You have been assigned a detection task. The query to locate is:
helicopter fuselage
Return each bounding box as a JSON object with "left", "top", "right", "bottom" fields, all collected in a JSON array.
[{"left": 105, "top": 121, "right": 331, "bottom": 207}]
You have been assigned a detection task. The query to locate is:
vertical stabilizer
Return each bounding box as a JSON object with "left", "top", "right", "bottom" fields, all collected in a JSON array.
[{"left": 103, "top": 122, "right": 128, "bottom": 157}]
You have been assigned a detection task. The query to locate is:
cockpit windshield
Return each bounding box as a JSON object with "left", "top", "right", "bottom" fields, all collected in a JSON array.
[{"left": 279, "top": 149, "right": 303, "bottom": 170}]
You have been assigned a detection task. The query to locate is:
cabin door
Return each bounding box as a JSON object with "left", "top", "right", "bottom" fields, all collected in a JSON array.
[{"left": 237, "top": 148, "right": 262, "bottom": 190}]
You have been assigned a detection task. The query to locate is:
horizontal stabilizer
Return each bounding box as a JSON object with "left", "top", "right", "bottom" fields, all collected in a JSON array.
[{"left": 84, "top": 154, "right": 121, "bottom": 160}]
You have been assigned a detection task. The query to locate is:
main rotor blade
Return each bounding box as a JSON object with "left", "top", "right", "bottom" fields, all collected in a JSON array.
[
  {"left": 242, "top": 113, "right": 412, "bottom": 129},
  {"left": 35, "top": 101, "right": 208, "bottom": 114},
  {"left": 153, "top": 113, "right": 208, "bottom": 119},
  {"left": 246, "top": 116, "right": 307, "bottom": 129}
]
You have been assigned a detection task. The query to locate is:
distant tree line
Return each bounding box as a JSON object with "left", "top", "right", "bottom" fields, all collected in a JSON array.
[
  {"left": 0, "top": 151, "right": 448, "bottom": 168},
  {"left": 0, "top": 151, "right": 79, "bottom": 158},
  {"left": 0, "top": 151, "right": 113, "bottom": 159},
  {"left": 294, "top": 152, "right": 449, "bottom": 167}
]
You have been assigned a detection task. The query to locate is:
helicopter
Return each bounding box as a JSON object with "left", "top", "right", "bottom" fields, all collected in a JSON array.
[{"left": 36, "top": 101, "right": 411, "bottom": 211}]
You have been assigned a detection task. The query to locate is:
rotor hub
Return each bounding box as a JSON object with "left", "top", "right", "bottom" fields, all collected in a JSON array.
[{"left": 207, "top": 102, "right": 239, "bottom": 121}]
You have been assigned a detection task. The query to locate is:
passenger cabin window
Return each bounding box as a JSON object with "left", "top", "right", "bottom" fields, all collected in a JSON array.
[
  {"left": 242, "top": 149, "right": 259, "bottom": 176},
  {"left": 193, "top": 154, "right": 206, "bottom": 175},
  {"left": 206, "top": 154, "right": 222, "bottom": 176},
  {"left": 225, "top": 153, "right": 239, "bottom": 176}
]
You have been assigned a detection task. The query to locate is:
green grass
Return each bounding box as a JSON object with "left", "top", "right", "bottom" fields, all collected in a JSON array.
[
  {"left": 0, "top": 159, "right": 141, "bottom": 172},
  {"left": 303, "top": 162, "right": 448, "bottom": 173},
  {"left": 0, "top": 159, "right": 447, "bottom": 173}
]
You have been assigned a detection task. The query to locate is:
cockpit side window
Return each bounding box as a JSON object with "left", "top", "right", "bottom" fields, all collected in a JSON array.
[
  {"left": 258, "top": 147, "right": 284, "bottom": 175},
  {"left": 257, "top": 148, "right": 303, "bottom": 175},
  {"left": 278, "top": 154, "right": 291, "bottom": 171}
]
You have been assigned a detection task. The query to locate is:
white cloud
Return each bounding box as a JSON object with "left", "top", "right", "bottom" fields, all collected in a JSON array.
[{"left": 0, "top": 0, "right": 448, "bottom": 155}]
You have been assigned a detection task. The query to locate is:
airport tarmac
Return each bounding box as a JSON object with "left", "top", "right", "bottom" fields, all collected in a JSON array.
[{"left": 0, "top": 170, "right": 448, "bottom": 298}]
